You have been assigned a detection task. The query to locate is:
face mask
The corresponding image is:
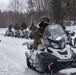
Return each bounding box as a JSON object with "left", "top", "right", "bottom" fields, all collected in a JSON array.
[{"left": 43, "top": 23, "right": 48, "bottom": 28}]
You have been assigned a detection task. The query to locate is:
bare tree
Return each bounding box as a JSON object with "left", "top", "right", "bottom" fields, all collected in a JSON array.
[
  {"left": 8, "top": 0, "right": 27, "bottom": 13},
  {"left": 26, "top": 0, "right": 50, "bottom": 24}
]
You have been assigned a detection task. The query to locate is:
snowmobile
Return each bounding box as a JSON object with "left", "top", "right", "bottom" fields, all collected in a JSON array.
[
  {"left": 4, "top": 29, "right": 14, "bottom": 37},
  {"left": 14, "top": 30, "right": 20, "bottom": 38},
  {"left": 65, "top": 30, "right": 76, "bottom": 48},
  {"left": 25, "top": 24, "right": 76, "bottom": 75}
]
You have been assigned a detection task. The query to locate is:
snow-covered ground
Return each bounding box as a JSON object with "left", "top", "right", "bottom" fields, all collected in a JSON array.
[
  {"left": 0, "top": 28, "right": 76, "bottom": 75},
  {"left": 66, "top": 26, "right": 76, "bottom": 32}
]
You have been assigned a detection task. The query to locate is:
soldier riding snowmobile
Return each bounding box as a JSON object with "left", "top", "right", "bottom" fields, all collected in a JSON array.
[{"left": 24, "top": 24, "right": 76, "bottom": 75}]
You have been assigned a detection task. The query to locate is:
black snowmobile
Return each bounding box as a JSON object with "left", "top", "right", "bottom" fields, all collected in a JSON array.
[{"left": 25, "top": 24, "right": 76, "bottom": 75}]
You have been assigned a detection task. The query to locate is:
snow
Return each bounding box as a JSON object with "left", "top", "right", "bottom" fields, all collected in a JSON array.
[
  {"left": 66, "top": 25, "right": 76, "bottom": 32},
  {"left": 66, "top": 25, "right": 76, "bottom": 39},
  {"left": 0, "top": 28, "right": 76, "bottom": 75},
  {"left": 0, "top": 28, "right": 7, "bottom": 35}
]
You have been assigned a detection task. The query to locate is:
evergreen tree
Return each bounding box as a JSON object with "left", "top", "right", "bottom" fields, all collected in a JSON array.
[
  {"left": 14, "top": 23, "right": 20, "bottom": 30},
  {"left": 64, "top": 0, "right": 76, "bottom": 25},
  {"left": 21, "top": 22, "right": 27, "bottom": 29},
  {"left": 65, "top": 0, "right": 72, "bottom": 19},
  {"left": 51, "top": 0, "right": 64, "bottom": 24}
]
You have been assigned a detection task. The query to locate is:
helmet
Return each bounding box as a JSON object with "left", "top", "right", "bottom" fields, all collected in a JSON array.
[{"left": 40, "top": 16, "right": 50, "bottom": 22}]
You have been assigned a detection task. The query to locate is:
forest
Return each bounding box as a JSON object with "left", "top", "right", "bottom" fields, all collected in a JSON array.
[{"left": 0, "top": 0, "right": 76, "bottom": 28}]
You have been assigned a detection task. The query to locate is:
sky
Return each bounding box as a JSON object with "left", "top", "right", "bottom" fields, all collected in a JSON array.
[{"left": 0, "top": 0, "right": 9, "bottom": 11}]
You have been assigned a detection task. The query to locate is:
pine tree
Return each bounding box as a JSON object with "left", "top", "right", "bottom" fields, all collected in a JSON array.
[
  {"left": 65, "top": 0, "right": 71, "bottom": 19},
  {"left": 51, "top": 0, "right": 64, "bottom": 24},
  {"left": 65, "top": 0, "right": 76, "bottom": 25}
]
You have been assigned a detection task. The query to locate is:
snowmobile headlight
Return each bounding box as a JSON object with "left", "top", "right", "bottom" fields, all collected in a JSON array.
[{"left": 51, "top": 42, "right": 59, "bottom": 48}]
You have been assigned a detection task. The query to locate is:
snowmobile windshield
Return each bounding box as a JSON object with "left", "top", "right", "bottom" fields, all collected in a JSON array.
[{"left": 43, "top": 25, "right": 67, "bottom": 42}]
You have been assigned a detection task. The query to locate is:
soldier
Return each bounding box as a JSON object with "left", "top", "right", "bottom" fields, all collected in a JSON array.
[{"left": 33, "top": 16, "right": 50, "bottom": 49}]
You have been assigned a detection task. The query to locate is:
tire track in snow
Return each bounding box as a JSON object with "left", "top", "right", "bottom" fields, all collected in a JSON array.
[
  {"left": 0, "top": 52, "right": 26, "bottom": 75},
  {"left": 0, "top": 46, "right": 39, "bottom": 75},
  {"left": 0, "top": 46, "right": 25, "bottom": 71},
  {"left": 0, "top": 36, "right": 27, "bottom": 69}
]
